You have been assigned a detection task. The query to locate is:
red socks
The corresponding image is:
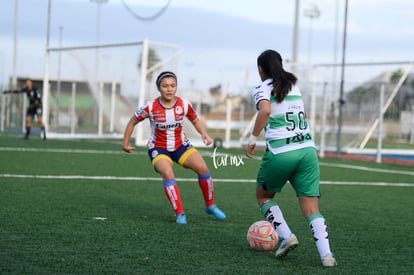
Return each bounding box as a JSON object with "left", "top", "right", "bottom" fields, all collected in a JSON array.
[
  {"left": 163, "top": 173, "right": 214, "bottom": 215},
  {"left": 198, "top": 173, "right": 214, "bottom": 207},
  {"left": 163, "top": 180, "right": 184, "bottom": 215}
]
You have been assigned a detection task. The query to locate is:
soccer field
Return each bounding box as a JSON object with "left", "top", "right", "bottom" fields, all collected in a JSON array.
[{"left": 1, "top": 133, "right": 413, "bottom": 274}]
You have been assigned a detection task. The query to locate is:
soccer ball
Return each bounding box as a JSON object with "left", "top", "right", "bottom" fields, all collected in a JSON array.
[{"left": 247, "top": 221, "right": 278, "bottom": 251}]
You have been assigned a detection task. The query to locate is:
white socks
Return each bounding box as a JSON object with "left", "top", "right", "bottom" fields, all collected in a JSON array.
[
  {"left": 260, "top": 201, "right": 292, "bottom": 240},
  {"left": 308, "top": 215, "right": 333, "bottom": 258}
]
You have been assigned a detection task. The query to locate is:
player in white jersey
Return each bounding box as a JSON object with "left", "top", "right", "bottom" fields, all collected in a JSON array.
[
  {"left": 245, "top": 50, "right": 336, "bottom": 267},
  {"left": 122, "top": 71, "right": 226, "bottom": 224}
]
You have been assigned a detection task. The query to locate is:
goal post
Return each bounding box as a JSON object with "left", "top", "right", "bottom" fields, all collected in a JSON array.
[
  {"left": 42, "top": 39, "right": 180, "bottom": 140},
  {"left": 135, "top": 39, "right": 183, "bottom": 146}
]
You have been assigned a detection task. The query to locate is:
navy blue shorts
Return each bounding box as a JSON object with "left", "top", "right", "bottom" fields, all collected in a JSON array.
[{"left": 148, "top": 143, "right": 197, "bottom": 166}]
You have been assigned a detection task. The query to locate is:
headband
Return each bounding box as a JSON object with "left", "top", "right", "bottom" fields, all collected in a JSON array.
[{"left": 156, "top": 71, "right": 177, "bottom": 87}]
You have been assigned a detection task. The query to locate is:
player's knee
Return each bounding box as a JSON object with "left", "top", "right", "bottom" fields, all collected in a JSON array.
[
  {"left": 193, "top": 163, "right": 209, "bottom": 175},
  {"left": 160, "top": 173, "right": 175, "bottom": 180},
  {"left": 157, "top": 168, "right": 175, "bottom": 179}
]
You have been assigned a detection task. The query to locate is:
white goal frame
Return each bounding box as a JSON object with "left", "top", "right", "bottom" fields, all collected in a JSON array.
[{"left": 42, "top": 38, "right": 181, "bottom": 143}]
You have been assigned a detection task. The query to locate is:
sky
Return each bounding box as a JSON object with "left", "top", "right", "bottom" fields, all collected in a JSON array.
[{"left": 1, "top": 0, "right": 413, "bottom": 97}]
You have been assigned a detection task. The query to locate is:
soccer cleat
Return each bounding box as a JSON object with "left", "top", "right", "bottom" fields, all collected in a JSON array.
[
  {"left": 204, "top": 204, "right": 226, "bottom": 220},
  {"left": 321, "top": 253, "right": 337, "bottom": 267},
  {"left": 176, "top": 213, "right": 187, "bottom": 224},
  {"left": 275, "top": 233, "right": 299, "bottom": 258}
]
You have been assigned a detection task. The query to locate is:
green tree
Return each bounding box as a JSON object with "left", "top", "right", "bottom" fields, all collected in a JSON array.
[
  {"left": 137, "top": 47, "right": 161, "bottom": 82},
  {"left": 209, "top": 84, "right": 222, "bottom": 96},
  {"left": 346, "top": 85, "right": 375, "bottom": 120}
]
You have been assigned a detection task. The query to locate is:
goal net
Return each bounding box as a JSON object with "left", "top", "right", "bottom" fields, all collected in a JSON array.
[{"left": 43, "top": 39, "right": 181, "bottom": 145}]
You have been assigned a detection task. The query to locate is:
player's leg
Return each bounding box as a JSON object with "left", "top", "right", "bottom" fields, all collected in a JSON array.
[
  {"left": 258, "top": 187, "right": 298, "bottom": 258},
  {"left": 256, "top": 151, "right": 298, "bottom": 258},
  {"left": 152, "top": 153, "right": 186, "bottom": 224},
  {"left": 37, "top": 115, "right": 46, "bottom": 140},
  {"left": 179, "top": 147, "right": 226, "bottom": 220},
  {"left": 292, "top": 147, "right": 336, "bottom": 266},
  {"left": 258, "top": 187, "right": 293, "bottom": 240},
  {"left": 180, "top": 148, "right": 212, "bottom": 206},
  {"left": 298, "top": 197, "right": 336, "bottom": 266},
  {"left": 24, "top": 115, "right": 32, "bottom": 139}
]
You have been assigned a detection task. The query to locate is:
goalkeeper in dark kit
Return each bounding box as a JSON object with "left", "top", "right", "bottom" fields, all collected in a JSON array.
[{"left": 3, "top": 79, "right": 46, "bottom": 139}]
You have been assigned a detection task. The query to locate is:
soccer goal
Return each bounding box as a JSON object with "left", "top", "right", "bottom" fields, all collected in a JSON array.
[
  {"left": 305, "top": 60, "right": 414, "bottom": 162},
  {"left": 42, "top": 39, "right": 181, "bottom": 144}
]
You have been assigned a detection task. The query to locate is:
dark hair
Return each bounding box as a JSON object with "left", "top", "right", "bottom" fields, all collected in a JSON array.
[
  {"left": 156, "top": 71, "right": 177, "bottom": 87},
  {"left": 257, "top": 50, "right": 297, "bottom": 102}
]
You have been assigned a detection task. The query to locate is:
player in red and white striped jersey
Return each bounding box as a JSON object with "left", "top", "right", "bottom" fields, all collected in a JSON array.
[
  {"left": 122, "top": 71, "right": 226, "bottom": 224},
  {"left": 134, "top": 94, "right": 197, "bottom": 152}
]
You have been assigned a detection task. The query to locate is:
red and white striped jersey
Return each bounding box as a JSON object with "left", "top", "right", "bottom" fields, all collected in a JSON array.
[{"left": 134, "top": 96, "right": 198, "bottom": 151}]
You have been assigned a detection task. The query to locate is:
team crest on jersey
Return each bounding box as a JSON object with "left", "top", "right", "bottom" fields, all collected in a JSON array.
[{"left": 175, "top": 106, "right": 183, "bottom": 115}]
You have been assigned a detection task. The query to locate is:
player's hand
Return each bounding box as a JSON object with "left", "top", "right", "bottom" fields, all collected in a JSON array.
[
  {"left": 202, "top": 134, "right": 212, "bottom": 146},
  {"left": 122, "top": 145, "right": 135, "bottom": 153},
  {"left": 245, "top": 143, "right": 256, "bottom": 158}
]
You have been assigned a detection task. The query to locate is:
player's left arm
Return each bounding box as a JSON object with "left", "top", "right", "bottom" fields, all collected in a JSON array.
[
  {"left": 191, "top": 118, "right": 212, "bottom": 146},
  {"left": 185, "top": 99, "right": 212, "bottom": 146}
]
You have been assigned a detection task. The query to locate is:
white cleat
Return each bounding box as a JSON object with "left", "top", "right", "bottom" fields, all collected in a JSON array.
[
  {"left": 321, "top": 253, "right": 337, "bottom": 267},
  {"left": 275, "top": 234, "right": 299, "bottom": 258}
]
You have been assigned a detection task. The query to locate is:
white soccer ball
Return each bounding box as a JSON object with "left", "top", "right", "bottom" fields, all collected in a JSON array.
[{"left": 247, "top": 220, "right": 278, "bottom": 251}]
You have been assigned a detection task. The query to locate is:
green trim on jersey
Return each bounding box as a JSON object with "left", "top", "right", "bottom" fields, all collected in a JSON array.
[
  {"left": 268, "top": 133, "right": 313, "bottom": 149},
  {"left": 284, "top": 95, "right": 303, "bottom": 101},
  {"left": 268, "top": 114, "right": 289, "bottom": 128},
  {"left": 270, "top": 94, "right": 302, "bottom": 103}
]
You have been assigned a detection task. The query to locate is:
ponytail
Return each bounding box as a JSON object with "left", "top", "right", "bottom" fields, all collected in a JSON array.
[{"left": 257, "top": 50, "right": 297, "bottom": 102}]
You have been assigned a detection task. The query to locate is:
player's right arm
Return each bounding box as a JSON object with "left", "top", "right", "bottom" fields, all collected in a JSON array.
[
  {"left": 246, "top": 100, "right": 270, "bottom": 158},
  {"left": 122, "top": 102, "right": 150, "bottom": 153},
  {"left": 122, "top": 117, "right": 139, "bottom": 153},
  {"left": 246, "top": 82, "right": 272, "bottom": 158}
]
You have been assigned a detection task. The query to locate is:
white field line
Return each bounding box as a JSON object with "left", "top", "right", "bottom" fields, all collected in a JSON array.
[
  {"left": 0, "top": 147, "right": 128, "bottom": 155},
  {"left": 319, "top": 162, "right": 414, "bottom": 176},
  {"left": 1, "top": 147, "right": 413, "bottom": 186},
  {"left": 0, "top": 147, "right": 215, "bottom": 157},
  {"left": 0, "top": 174, "right": 413, "bottom": 187},
  {"left": 1, "top": 146, "right": 413, "bottom": 171}
]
